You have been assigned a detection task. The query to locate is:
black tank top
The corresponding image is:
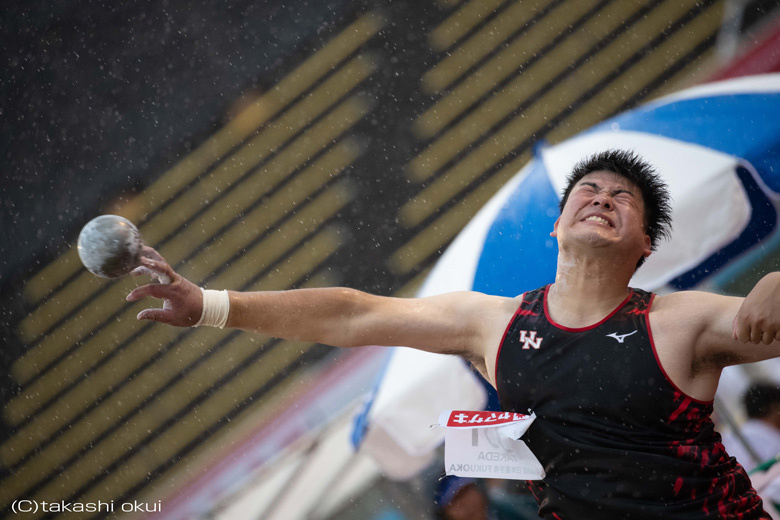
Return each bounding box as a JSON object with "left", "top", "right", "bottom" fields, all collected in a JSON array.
[{"left": 495, "top": 285, "right": 768, "bottom": 519}]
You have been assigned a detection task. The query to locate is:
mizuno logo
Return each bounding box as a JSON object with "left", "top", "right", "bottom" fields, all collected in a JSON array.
[
  {"left": 519, "top": 330, "right": 543, "bottom": 350},
  {"left": 606, "top": 330, "right": 637, "bottom": 343}
]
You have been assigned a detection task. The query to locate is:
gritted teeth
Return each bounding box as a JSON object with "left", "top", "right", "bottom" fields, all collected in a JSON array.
[{"left": 584, "top": 215, "right": 612, "bottom": 227}]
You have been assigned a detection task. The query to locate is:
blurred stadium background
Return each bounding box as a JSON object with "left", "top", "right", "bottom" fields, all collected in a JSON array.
[{"left": 2, "top": 0, "right": 780, "bottom": 518}]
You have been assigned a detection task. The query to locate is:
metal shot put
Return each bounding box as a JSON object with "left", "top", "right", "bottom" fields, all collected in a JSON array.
[{"left": 78, "top": 215, "right": 169, "bottom": 283}]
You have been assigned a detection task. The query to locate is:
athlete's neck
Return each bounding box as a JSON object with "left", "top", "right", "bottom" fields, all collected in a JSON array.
[{"left": 548, "top": 253, "right": 633, "bottom": 328}]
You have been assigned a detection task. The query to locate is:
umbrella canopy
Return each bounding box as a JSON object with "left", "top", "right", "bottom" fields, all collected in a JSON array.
[{"left": 353, "top": 73, "right": 780, "bottom": 479}]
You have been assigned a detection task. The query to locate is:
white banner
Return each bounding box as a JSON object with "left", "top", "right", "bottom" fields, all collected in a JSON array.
[{"left": 437, "top": 410, "right": 545, "bottom": 480}]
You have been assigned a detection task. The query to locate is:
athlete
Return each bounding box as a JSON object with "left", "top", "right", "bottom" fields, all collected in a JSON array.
[{"left": 127, "top": 150, "right": 780, "bottom": 518}]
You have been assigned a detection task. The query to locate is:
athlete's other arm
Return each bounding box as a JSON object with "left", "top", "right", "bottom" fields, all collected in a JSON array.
[
  {"left": 125, "top": 248, "right": 518, "bottom": 382},
  {"left": 662, "top": 273, "right": 780, "bottom": 369}
]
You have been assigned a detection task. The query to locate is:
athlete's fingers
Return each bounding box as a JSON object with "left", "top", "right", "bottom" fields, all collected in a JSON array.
[
  {"left": 130, "top": 266, "right": 161, "bottom": 278},
  {"left": 126, "top": 282, "right": 174, "bottom": 302},
  {"left": 749, "top": 326, "right": 763, "bottom": 345},
  {"left": 125, "top": 253, "right": 202, "bottom": 327},
  {"left": 141, "top": 256, "right": 176, "bottom": 277},
  {"left": 733, "top": 317, "right": 751, "bottom": 343},
  {"left": 139, "top": 245, "right": 165, "bottom": 263},
  {"left": 137, "top": 308, "right": 175, "bottom": 324},
  {"left": 139, "top": 256, "right": 177, "bottom": 281},
  {"left": 130, "top": 265, "right": 171, "bottom": 285}
]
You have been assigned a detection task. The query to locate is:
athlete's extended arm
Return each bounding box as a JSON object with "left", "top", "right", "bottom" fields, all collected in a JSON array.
[{"left": 125, "top": 248, "right": 517, "bottom": 374}]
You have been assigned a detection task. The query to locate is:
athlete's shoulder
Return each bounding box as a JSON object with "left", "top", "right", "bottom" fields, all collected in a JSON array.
[
  {"left": 515, "top": 285, "right": 547, "bottom": 304},
  {"left": 649, "top": 291, "right": 698, "bottom": 317},
  {"left": 648, "top": 291, "right": 743, "bottom": 335},
  {"left": 651, "top": 290, "right": 735, "bottom": 310},
  {"left": 449, "top": 288, "right": 539, "bottom": 306}
]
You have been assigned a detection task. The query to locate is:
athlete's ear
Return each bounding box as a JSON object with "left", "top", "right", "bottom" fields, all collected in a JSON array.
[
  {"left": 550, "top": 216, "right": 560, "bottom": 238},
  {"left": 642, "top": 233, "right": 651, "bottom": 258}
]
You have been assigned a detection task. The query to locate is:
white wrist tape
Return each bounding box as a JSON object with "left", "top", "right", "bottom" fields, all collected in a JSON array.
[{"left": 194, "top": 288, "right": 230, "bottom": 329}]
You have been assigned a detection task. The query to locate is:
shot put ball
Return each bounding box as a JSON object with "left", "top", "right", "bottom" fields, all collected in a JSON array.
[{"left": 77, "top": 215, "right": 143, "bottom": 278}]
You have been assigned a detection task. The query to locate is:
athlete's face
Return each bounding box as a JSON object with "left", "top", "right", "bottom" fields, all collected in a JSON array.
[{"left": 552, "top": 170, "right": 652, "bottom": 262}]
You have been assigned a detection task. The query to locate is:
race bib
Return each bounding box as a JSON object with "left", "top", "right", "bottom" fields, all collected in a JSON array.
[{"left": 437, "top": 410, "right": 545, "bottom": 480}]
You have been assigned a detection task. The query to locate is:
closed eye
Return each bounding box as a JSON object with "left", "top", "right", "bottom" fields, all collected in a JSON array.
[
  {"left": 577, "top": 182, "right": 599, "bottom": 193},
  {"left": 576, "top": 182, "right": 637, "bottom": 205},
  {"left": 613, "top": 190, "right": 638, "bottom": 205}
]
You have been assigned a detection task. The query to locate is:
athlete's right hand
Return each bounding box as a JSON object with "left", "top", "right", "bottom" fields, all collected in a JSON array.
[
  {"left": 126, "top": 246, "right": 203, "bottom": 327},
  {"left": 732, "top": 272, "right": 780, "bottom": 345}
]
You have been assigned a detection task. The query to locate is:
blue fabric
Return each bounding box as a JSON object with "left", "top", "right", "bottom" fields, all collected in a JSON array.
[
  {"left": 350, "top": 349, "right": 394, "bottom": 449},
  {"left": 668, "top": 165, "right": 777, "bottom": 289},
  {"left": 587, "top": 93, "right": 780, "bottom": 193},
  {"left": 472, "top": 159, "right": 559, "bottom": 297}
]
